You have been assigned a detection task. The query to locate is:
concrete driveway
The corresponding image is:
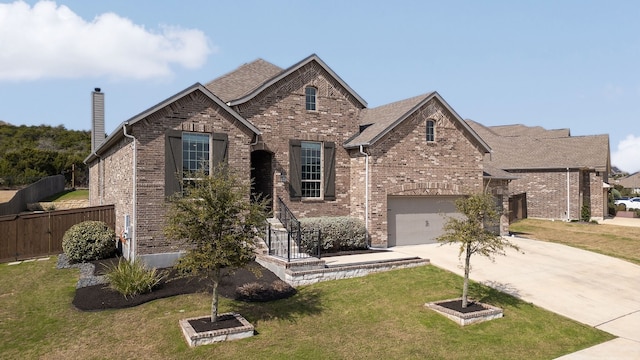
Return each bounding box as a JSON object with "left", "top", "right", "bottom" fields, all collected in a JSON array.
[{"left": 392, "top": 237, "right": 640, "bottom": 359}]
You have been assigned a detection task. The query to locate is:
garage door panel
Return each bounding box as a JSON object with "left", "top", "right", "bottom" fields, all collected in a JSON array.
[{"left": 388, "top": 196, "right": 462, "bottom": 246}]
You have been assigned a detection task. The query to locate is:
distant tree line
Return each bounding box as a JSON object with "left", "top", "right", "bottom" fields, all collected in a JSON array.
[{"left": 0, "top": 123, "right": 91, "bottom": 188}]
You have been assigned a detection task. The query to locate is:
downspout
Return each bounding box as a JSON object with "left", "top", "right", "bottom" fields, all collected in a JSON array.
[
  {"left": 123, "top": 124, "right": 137, "bottom": 260},
  {"left": 566, "top": 168, "right": 570, "bottom": 221}
]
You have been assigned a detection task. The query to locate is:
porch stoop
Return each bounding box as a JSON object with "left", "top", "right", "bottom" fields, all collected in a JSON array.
[{"left": 256, "top": 253, "right": 430, "bottom": 287}]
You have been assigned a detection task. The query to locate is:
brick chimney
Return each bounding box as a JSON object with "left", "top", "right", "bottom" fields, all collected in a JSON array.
[{"left": 92, "top": 88, "right": 105, "bottom": 152}]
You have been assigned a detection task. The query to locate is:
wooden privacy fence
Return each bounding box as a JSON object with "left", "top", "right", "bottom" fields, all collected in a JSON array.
[
  {"left": 0, "top": 205, "right": 115, "bottom": 263},
  {"left": 509, "top": 193, "right": 528, "bottom": 223}
]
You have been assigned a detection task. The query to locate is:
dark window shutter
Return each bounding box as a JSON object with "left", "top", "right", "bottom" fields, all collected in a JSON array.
[
  {"left": 289, "top": 139, "right": 302, "bottom": 199},
  {"left": 212, "top": 132, "right": 228, "bottom": 168},
  {"left": 165, "top": 130, "right": 182, "bottom": 197},
  {"left": 324, "top": 141, "right": 336, "bottom": 200}
]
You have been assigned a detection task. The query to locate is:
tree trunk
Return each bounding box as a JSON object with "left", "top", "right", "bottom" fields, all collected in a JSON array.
[
  {"left": 462, "top": 243, "right": 472, "bottom": 308},
  {"left": 211, "top": 268, "right": 220, "bottom": 323}
]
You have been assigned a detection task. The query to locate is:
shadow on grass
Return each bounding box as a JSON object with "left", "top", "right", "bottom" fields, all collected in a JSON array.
[
  {"left": 469, "top": 281, "right": 523, "bottom": 309},
  {"left": 231, "top": 287, "right": 324, "bottom": 326}
]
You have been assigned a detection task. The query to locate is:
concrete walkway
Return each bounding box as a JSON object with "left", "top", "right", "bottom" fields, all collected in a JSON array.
[{"left": 391, "top": 238, "right": 640, "bottom": 359}]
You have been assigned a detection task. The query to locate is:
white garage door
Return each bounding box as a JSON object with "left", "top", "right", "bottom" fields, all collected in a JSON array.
[{"left": 387, "top": 196, "right": 462, "bottom": 247}]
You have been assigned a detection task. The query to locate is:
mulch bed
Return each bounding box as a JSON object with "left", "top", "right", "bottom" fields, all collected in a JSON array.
[
  {"left": 188, "top": 314, "right": 243, "bottom": 333},
  {"left": 72, "top": 258, "right": 296, "bottom": 312},
  {"left": 435, "top": 299, "right": 488, "bottom": 314}
]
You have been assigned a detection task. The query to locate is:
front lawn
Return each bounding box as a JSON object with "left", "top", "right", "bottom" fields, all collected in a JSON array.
[
  {"left": 43, "top": 188, "right": 89, "bottom": 202},
  {"left": 0, "top": 257, "right": 612, "bottom": 359},
  {"left": 510, "top": 218, "right": 640, "bottom": 265}
]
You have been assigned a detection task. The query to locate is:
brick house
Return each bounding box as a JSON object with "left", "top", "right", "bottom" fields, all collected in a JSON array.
[
  {"left": 466, "top": 120, "right": 611, "bottom": 221},
  {"left": 86, "top": 54, "right": 508, "bottom": 266},
  {"left": 616, "top": 172, "right": 640, "bottom": 195}
]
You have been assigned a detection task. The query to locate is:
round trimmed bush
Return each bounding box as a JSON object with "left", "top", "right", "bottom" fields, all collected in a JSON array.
[{"left": 62, "top": 220, "right": 116, "bottom": 263}]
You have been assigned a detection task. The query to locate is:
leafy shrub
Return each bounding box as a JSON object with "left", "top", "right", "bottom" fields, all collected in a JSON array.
[
  {"left": 235, "top": 280, "right": 295, "bottom": 302},
  {"left": 581, "top": 204, "right": 591, "bottom": 222},
  {"left": 104, "top": 259, "right": 166, "bottom": 298},
  {"left": 299, "top": 216, "right": 367, "bottom": 254},
  {"left": 615, "top": 204, "right": 627, "bottom": 213},
  {"left": 62, "top": 220, "right": 116, "bottom": 263}
]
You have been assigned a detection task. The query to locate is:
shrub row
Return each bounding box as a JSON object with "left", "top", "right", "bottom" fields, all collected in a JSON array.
[{"left": 299, "top": 216, "right": 367, "bottom": 254}]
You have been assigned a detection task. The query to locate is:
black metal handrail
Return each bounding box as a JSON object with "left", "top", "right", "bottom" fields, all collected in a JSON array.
[
  {"left": 277, "top": 196, "right": 300, "bottom": 234},
  {"left": 266, "top": 223, "right": 320, "bottom": 261},
  {"left": 263, "top": 197, "right": 322, "bottom": 261}
]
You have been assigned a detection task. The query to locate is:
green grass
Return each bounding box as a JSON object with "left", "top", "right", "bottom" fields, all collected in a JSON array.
[
  {"left": 43, "top": 189, "right": 89, "bottom": 202},
  {"left": 0, "top": 257, "right": 612, "bottom": 359},
  {"left": 510, "top": 218, "right": 640, "bottom": 265}
]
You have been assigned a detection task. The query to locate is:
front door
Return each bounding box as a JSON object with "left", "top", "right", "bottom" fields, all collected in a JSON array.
[{"left": 250, "top": 150, "right": 273, "bottom": 211}]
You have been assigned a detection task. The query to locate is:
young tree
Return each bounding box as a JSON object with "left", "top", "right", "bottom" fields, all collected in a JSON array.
[
  {"left": 164, "top": 166, "right": 269, "bottom": 322},
  {"left": 436, "top": 193, "right": 520, "bottom": 308}
]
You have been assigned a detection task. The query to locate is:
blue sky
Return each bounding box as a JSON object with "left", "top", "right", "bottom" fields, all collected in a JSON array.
[{"left": 1, "top": 0, "right": 639, "bottom": 172}]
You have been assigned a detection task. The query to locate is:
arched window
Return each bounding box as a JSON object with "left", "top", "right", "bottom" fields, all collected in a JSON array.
[
  {"left": 426, "top": 120, "right": 435, "bottom": 142},
  {"left": 305, "top": 87, "right": 317, "bottom": 111}
]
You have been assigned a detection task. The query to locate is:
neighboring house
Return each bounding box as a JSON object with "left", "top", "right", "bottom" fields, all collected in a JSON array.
[
  {"left": 466, "top": 120, "right": 611, "bottom": 221},
  {"left": 85, "top": 54, "right": 506, "bottom": 266},
  {"left": 616, "top": 172, "right": 640, "bottom": 194}
]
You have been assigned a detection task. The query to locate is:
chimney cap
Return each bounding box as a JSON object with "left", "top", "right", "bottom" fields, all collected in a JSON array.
[{"left": 94, "top": 87, "right": 101, "bottom": 92}]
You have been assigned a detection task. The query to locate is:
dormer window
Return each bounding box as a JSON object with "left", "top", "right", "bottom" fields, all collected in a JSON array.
[
  {"left": 426, "top": 120, "right": 435, "bottom": 142},
  {"left": 305, "top": 87, "right": 317, "bottom": 111}
]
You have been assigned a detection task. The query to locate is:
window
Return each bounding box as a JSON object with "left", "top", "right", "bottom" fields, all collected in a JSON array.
[
  {"left": 289, "top": 140, "right": 335, "bottom": 200},
  {"left": 305, "top": 87, "right": 317, "bottom": 111},
  {"left": 426, "top": 120, "right": 435, "bottom": 142},
  {"left": 165, "top": 131, "right": 228, "bottom": 197},
  {"left": 301, "top": 142, "right": 322, "bottom": 197},
  {"left": 182, "top": 132, "right": 210, "bottom": 188}
]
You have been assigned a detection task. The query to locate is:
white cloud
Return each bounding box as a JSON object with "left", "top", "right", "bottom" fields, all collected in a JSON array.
[
  {"left": 612, "top": 134, "right": 640, "bottom": 174},
  {"left": 0, "top": 1, "right": 212, "bottom": 81}
]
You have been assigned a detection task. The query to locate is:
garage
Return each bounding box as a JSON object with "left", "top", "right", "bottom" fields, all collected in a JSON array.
[{"left": 387, "top": 196, "right": 462, "bottom": 247}]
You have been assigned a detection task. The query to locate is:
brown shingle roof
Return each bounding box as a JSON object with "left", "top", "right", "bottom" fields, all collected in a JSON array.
[
  {"left": 467, "top": 120, "right": 609, "bottom": 170},
  {"left": 483, "top": 164, "right": 519, "bottom": 180},
  {"left": 204, "top": 59, "right": 283, "bottom": 103},
  {"left": 490, "top": 124, "right": 571, "bottom": 138},
  {"left": 345, "top": 93, "right": 490, "bottom": 153},
  {"left": 617, "top": 172, "right": 640, "bottom": 188},
  {"left": 346, "top": 93, "right": 433, "bottom": 147}
]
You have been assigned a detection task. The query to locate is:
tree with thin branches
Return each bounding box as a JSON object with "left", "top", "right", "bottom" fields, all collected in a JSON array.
[
  {"left": 164, "top": 166, "right": 269, "bottom": 322},
  {"left": 437, "top": 193, "right": 520, "bottom": 308}
]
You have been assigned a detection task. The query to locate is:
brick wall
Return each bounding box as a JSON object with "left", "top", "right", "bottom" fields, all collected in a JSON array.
[
  {"left": 508, "top": 169, "right": 581, "bottom": 220},
  {"left": 89, "top": 135, "right": 134, "bottom": 254},
  {"left": 589, "top": 171, "right": 606, "bottom": 219},
  {"left": 234, "top": 61, "right": 364, "bottom": 219},
  {"left": 90, "top": 90, "right": 255, "bottom": 257},
  {"left": 364, "top": 99, "right": 484, "bottom": 246}
]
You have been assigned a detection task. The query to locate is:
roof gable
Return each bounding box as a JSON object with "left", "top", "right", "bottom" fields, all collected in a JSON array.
[
  {"left": 345, "top": 92, "right": 490, "bottom": 153},
  {"left": 85, "top": 83, "right": 260, "bottom": 163},
  {"left": 224, "top": 54, "right": 367, "bottom": 108}
]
